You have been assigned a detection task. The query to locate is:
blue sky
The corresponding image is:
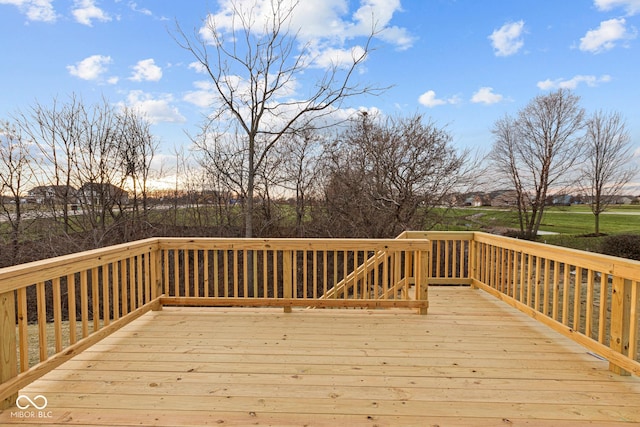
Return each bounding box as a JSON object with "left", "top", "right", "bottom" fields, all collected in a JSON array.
[{"left": 1, "top": 0, "right": 639, "bottom": 185}]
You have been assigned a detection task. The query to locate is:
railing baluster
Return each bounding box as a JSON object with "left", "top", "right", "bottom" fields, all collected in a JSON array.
[
  {"left": 68, "top": 274, "right": 77, "bottom": 345},
  {"left": 17, "top": 288, "right": 28, "bottom": 373},
  {"left": 293, "top": 250, "right": 298, "bottom": 299},
  {"left": 113, "top": 262, "right": 120, "bottom": 321},
  {"left": 253, "top": 250, "right": 258, "bottom": 298},
  {"left": 543, "top": 259, "right": 551, "bottom": 316},
  {"left": 323, "top": 250, "right": 328, "bottom": 298},
  {"left": 194, "top": 250, "right": 200, "bottom": 298},
  {"left": 562, "top": 264, "right": 570, "bottom": 326},
  {"left": 519, "top": 252, "right": 525, "bottom": 303},
  {"left": 81, "top": 270, "right": 89, "bottom": 339},
  {"left": 184, "top": 249, "right": 190, "bottom": 298},
  {"left": 137, "top": 255, "right": 143, "bottom": 308},
  {"left": 173, "top": 251, "right": 180, "bottom": 298},
  {"left": 214, "top": 250, "right": 220, "bottom": 298},
  {"left": 163, "top": 250, "right": 169, "bottom": 295},
  {"left": 204, "top": 250, "right": 210, "bottom": 298},
  {"left": 102, "top": 264, "right": 110, "bottom": 327},
  {"left": 36, "top": 281, "right": 47, "bottom": 362},
  {"left": 552, "top": 261, "right": 560, "bottom": 321},
  {"left": 452, "top": 240, "right": 458, "bottom": 278},
  {"left": 233, "top": 250, "right": 239, "bottom": 298},
  {"left": 574, "top": 267, "right": 583, "bottom": 332},
  {"left": 273, "top": 250, "right": 278, "bottom": 298},
  {"left": 91, "top": 268, "right": 100, "bottom": 332},
  {"left": 243, "top": 250, "right": 248, "bottom": 298},
  {"left": 262, "top": 250, "right": 268, "bottom": 298},
  {"left": 223, "top": 250, "right": 229, "bottom": 298},
  {"left": 585, "top": 269, "right": 594, "bottom": 338},
  {"left": 53, "top": 277, "right": 62, "bottom": 353},
  {"left": 598, "top": 274, "right": 608, "bottom": 344},
  {"left": 313, "top": 250, "right": 318, "bottom": 299}
]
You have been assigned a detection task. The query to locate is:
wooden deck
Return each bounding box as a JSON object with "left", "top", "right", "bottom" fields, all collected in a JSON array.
[{"left": 1, "top": 287, "right": 640, "bottom": 426}]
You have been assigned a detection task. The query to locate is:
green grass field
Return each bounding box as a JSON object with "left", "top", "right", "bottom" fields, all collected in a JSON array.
[{"left": 436, "top": 205, "right": 640, "bottom": 252}]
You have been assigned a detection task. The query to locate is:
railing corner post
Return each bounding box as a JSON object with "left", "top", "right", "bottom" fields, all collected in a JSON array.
[
  {"left": 609, "top": 277, "right": 632, "bottom": 375},
  {"left": 470, "top": 238, "right": 478, "bottom": 289},
  {"left": 283, "top": 250, "right": 293, "bottom": 313},
  {"left": 0, "top": 290, "right": 18, "bottom": 410},
  {"left": 151, "top": 247, "right": 163, "bottom": 311},
  {"left": 416, "top": 249, "right": 430, "bottom": 315}
]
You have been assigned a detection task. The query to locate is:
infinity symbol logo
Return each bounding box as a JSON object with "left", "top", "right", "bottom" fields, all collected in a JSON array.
[{"left": 16, "top": 394, "right": 48, "bottom": 410}]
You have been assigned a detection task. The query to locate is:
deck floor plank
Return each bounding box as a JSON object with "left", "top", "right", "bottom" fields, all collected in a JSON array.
[{"left": 1, "top": 287, "right": 640, "bottom": 426}]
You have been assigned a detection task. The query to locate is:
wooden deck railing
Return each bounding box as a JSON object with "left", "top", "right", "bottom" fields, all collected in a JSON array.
[
  {"left": 156, "top": 238, "right": 431, "bottom": 311},
  {"left": 0, "top": 237, "right": 430, "bottom": 409},
  {"left": 0, "top": 238, "right": 162, "bottom": 409},
  {"left": 469, "top": 232, "right": 640, "bottom": 377},
  {"left": 1, "top": 232, "right": 639, "bottom": 410}
]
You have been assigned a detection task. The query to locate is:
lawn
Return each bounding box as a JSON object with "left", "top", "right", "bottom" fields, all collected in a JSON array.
[{"left": 437, "top": 205, "right": 640, "bottom": 252}]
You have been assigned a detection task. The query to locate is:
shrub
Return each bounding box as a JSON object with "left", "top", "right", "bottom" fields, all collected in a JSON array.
[{"left": 600, "top": 234, "right": 640, "bottom": 261}]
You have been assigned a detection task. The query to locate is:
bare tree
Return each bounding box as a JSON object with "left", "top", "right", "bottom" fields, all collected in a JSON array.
[
  {"left": 175, "top": 0, "right": 381, "bottom": 237},
  {"left": 277, "top": 129, "right": 323, "bottom": 237},
  {"left": 16, "top": 95, "right": 83, "bottom": 235},
  {"left": 322, "top": 113, "right": 472, "bottom": 238},
  {"left": 0, "top": 121, "right": 34, "bottom": 265},
  {"left": 194, "top": 132, "right": 248, "bottom": 233},
  {"left": 16, "top": 96, "right": 156, "bottom": 249},
  {"left": 116, "top": 107, "right": 158, "bottom": 239},
  {"left": 490, "top": 89, "right": 585, "bottom": 239},
  {"left": 580, "top": 110, "right": 637, "bottom": 235}
]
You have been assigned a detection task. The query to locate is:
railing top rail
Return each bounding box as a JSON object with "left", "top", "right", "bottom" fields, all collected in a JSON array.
[
  {"left": 0, "top": 238, "right": 159, "bottom": 294},
  {"left": 156, "top": 237, "right": 432, "bottom": 252},
  {"left": 398, "top": 231, "right": 475, "bottom": 240}
]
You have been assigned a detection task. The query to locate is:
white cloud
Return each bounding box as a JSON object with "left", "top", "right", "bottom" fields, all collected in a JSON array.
[
  {"left": 184, "top": 72, "right": 299, "bottom": 110},
  {"left": 183, "top": 80, "right": 217, "bottom": 109},
  {"left": 72, "top": 0, "right": 111, "bottom": 26},
  {"left": 188, "top": 62, "right": 207, "bottom": 74},
  {"left": 579, "top": 18, "right": 637, "bottom": 53},
  {"left": 310, "top": 46, "right": 367, "bottom": 69},
  {"left": 0, "top": 0, "right": 56, "bottom": 22},
  {"left": 200, "top": 0, "right": 415, "bottom": 69},
  {"left": 66, "top": 54, "right": 113, "bottom": 81},
  {"left": 129, "top": 2, "right": 152, "bottom": 16},
  {"left": 122, "top": 91, "right": 186, "bottom": 124},
  {"left": 594, "top": 0, "right": 640, "bottom": 15},
  {"left": 489, "top": 20, "right": 525, "bottom": 57},
  {"left": 418, "top": 90, "right": 459, "bottom": 108},
  {"left": 130, "top": 59, "right": 162, "bottom": 82},
  {"left": 537, "top": 74, "right": 612, "bottom": 90},
  {"left": 471, "top": 87, "right": 503, "bottom": 105}
]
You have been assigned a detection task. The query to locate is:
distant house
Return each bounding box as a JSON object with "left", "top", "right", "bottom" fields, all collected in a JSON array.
[
  {"left": 551, "top": 194, "right": 572, "bottom": 206},
  {"left": 78, "top": 183, "right": 129, "bottom": 206},
  {"left": 614, "top": 196, "right": 634, "bottom": 205},
  {"left": 463, "top": 194, "right": 491, "bottom": 207},
  {"left": 490, "top": 190, "right": 520, "bottom": 207},
  {"left": 27, "top": 185, "right": 77, "bottom": 205}
]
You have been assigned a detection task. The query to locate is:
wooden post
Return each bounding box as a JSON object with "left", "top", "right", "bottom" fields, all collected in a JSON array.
[
  {"left": 416, "top": 250, "right": 429, "bottom": 315},
  {"left": 610, "top": 276, "right": 631, "bottom": 375},
  {"left": 150, "top": 248, "right": 163, "bottom": 311},
  {"left": 0, "top": 290, "right": 18, "bottom": 409},
  {"left": 283, "top": 251, "right": 293, "bottom": 313},
  {"left": 469, "top": 238, "right": 478, "bottom": 289}
]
